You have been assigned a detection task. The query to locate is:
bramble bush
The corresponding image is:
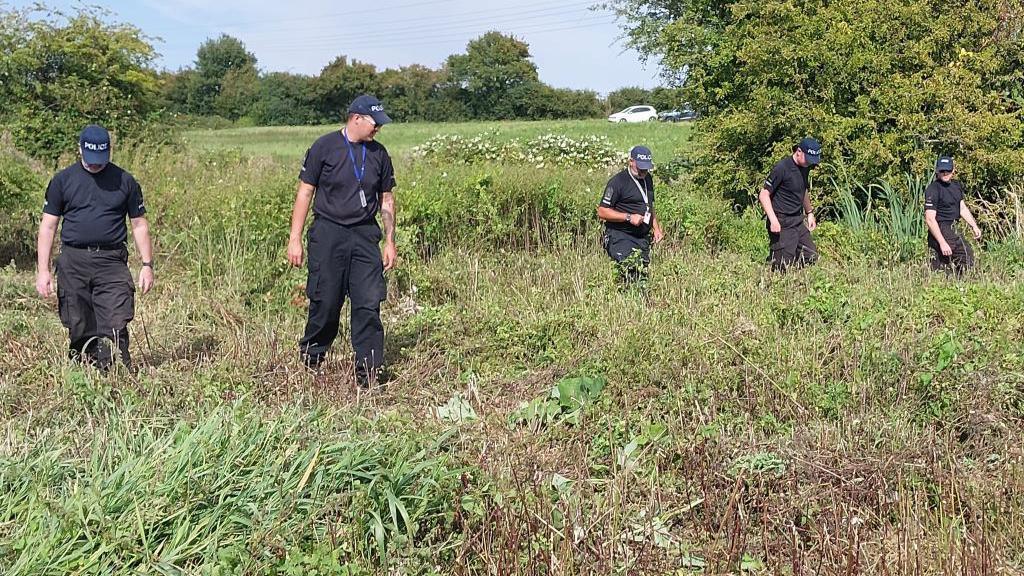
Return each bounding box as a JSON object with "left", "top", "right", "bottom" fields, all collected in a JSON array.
[
  {"left": 609, "top": 0, "right": 1024, "bottom": 209},
  {"left": 0, "top": 5, "right": 161, "bottom": 164},
  {"left": 411, "top": 132, "right": 627, "bottom": 170},
  {"left": 0, "top": 152, "right": 43, "bottom": 268}
]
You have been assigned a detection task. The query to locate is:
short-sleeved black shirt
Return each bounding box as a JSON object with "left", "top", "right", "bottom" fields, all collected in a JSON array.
[
  {"left": 299, "top": 130, "right": 396, "bottom": 226},
  {"left": 600, "top": 168, "right": 656, "bottom": 237},
  {"left": 763, "top": 156, "right": 809, "bottom": 217},
  {"left": 43, "top": 162, "right": 146, "bottom": 246},
  {"left": 924, "top": 180, "right": 964, "bottom": 223}
]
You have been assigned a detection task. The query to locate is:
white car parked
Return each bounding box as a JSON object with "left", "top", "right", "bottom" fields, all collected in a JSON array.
[{"left": 607, "top": 105, "right": 658, "bottom": 123}]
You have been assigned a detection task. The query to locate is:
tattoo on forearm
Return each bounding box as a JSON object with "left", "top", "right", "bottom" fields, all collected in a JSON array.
[{"left": 382, "top": 209, "right": 395, "bottom": 241}]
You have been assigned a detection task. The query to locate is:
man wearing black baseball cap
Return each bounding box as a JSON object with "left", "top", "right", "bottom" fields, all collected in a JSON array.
[
  {"left": 758, "top": 137, "right": 821, "bottom": 272},
  {"left": 924, "top": 156, "right": 982, "bottom": 275},
  {"left": 287, "top": 94, "right": 397, "bottom": 388},
  {"left": 597, "top": 145, "right": 664, "bottom": 283},
  {"left": 35, "top": 124, "right": 155, "bottom": 370}
]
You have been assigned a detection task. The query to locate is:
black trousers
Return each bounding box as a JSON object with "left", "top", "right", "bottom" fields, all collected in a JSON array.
[
  {"left": 767, "top": 214, "right": 818, "bottom": 272},
  {"left": 928, "top": 221, "right": 975, "bottom": 274},
  {"left": 603, "top": 228, "right": 651, "bottom": 283},
  {"left": 56, "top": 245, "right": 134, "bottom": 369},
  {"left": 299, "top": 218, "right": 387, "bottom": 375}
]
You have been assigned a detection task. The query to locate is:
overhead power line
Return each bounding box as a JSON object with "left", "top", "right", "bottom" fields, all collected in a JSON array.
[
  {"left": 262, "top": 17, "right": 618, "bottom": 55},
  {"left": 147, "top": 0, "right": 596, "bottom": 36},
  {"left": 232, "top": 1, "right": 598, "bottom": 42},
  {"left": 241, "top": 7, "right": 608, "bottom": 51}
]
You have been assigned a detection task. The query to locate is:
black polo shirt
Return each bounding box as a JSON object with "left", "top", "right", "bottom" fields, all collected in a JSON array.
[
  {"left": 600, "top": 168, "right": 656, "bottom": 237},
  {"left": 43, "top": 162, "right": 146, "bottom": 246},
  {"left": 763, "top": 156, "right": 809, "bottom": 217},
  {"left": 300, "top": 130, "right": 396, "bottom": 226},
  {"left": 924, "top": 180, "right": 964, "bottom": 223}
]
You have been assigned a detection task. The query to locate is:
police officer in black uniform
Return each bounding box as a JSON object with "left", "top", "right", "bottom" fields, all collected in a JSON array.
[
  {"left": 924, "top": 156, "right": 982, "bottom": 275},
  {"left": 758, "top": 137, "right": 821, "bottom": 272},
  {"left": 36, "top": 124, "right": 155, "bottom": 370},
  {"left": 287, "top": 95, "right": 397, "bottom": 387},
  {"left": 597, "top": 146, "right": 664, "bottom": 282}
]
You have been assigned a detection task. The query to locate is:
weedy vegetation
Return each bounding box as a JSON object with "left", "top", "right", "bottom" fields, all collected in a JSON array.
[{"left": 2, "top": 120, "right": 1023, "bottom": 575}]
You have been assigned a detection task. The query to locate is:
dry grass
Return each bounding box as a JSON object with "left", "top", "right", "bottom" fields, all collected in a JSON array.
[{"left": 2, "top": 130, "right": 1024, "bottom": 574}]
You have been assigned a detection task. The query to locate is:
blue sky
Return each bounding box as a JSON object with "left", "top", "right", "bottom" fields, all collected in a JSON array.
[{"left": 16, "top": 0, "right": 663, "bottom": 95}]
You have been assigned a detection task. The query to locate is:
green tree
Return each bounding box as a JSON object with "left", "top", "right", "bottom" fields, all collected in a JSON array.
[
  {"left": 607, "top": 0, "right": 1024, "bottom": 205},
  {"left": 0, "top": 5, "right": 160, "bottom": 164},
  {"left": 425, "top": 74, "right": 473, "bottom": 121},
  {"left": 606, "top": 86, "right": 653, "bottom": 112},
  {"left": 516, "top": 84, "right": 604, "bottom": 119},
  {"left": 214, "top": 67, "right": 259, "bottom": 120},
  {"left": 251, "top": 72, "right": 318, "bottom": 126},
  {"left": 158, "top": 69, "right": 198, "bottom": 115},
  {"left": 445, "top": 31, "right": 540, "bottom": 119},
  {"left": 377, "top": 64, "right": 444, "bottom": 122},
  {"left": 649, "top": 86, "right": 685, "bottom": 112},
  {"left": 545, "top": 87, "right": 605, "bottom": 119},
  {"left": 312, "top": 56, "right": 379, "bottom": 123},
  {"left": 192, "top": 34, "right": 258, "bottom": 117}
]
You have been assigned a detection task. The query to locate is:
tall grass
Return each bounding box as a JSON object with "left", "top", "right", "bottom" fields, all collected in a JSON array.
[
  {"left": 1, "top": 400, "right": 465, "bottom": 574},
  {"left": 3, "top": 124, "right": 1024, "bottom": 574},
  {"left": 831, "top": 170, "right": 926, "bottom": 262}
]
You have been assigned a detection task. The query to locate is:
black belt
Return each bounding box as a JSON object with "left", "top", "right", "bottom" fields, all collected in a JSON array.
[{"left": 64, "top": 241, "right": 125, "bottom": 251}]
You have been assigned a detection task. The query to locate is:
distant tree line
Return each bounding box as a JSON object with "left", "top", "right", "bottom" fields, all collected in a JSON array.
[
  {"left": 160, "top": 32, "right": 685, "bottom": 126},
  {"left": 0, "top": 5, "right": 681, "bottom": 162}
]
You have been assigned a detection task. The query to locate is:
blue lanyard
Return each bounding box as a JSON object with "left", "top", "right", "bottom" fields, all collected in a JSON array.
[{"left": 342, "top": 130, "right": 367, "bottom": 186}]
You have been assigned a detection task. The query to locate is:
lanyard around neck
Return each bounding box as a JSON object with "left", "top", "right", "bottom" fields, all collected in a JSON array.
[
  {"left": 342, "top": 129, "right": 367, "bottom": 186},
  {"left": 629, "top": 171, "right": 649, "bottom": 208}
]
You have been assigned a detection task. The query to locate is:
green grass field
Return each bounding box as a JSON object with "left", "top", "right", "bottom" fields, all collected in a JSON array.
[
  {"left": 2, "top": 120, "right": 1024, "bottom": 575},
  {"left": 184, "top": 118, "right": 694, "bottom": 161}
]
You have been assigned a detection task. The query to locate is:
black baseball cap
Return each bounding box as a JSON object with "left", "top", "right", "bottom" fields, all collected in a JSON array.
[
  {"left": 349, "top": 94, "right": 392, "bottom": 125},
  {"left": 936, "top": 156, "right": 954, "bottom": 172},
  {"left": 79, "top": 124, "right": 111, "bottom": 165},
  {"left": 797, "top": 137, "right": 822, "bottom": 166}
]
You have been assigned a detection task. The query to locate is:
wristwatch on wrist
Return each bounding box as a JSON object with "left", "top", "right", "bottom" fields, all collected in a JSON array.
[{"left": 142, "top": 261, "right": 154, "bottom": 269}]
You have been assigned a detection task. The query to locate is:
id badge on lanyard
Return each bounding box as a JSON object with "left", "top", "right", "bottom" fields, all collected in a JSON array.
[
  {"left": 631, "top": 175, "right": 651, "bottom": 224},
  {"left": 344, "top": 130, "right": 369, "bottom": 208}
]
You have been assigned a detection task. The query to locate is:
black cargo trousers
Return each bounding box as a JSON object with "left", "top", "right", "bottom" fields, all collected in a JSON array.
[
  {"left": 767, "top": 214, "right": 818, "bottom": 272},
  {"left": 56, "top": 245, "right": 135, "bottom": 369},
  {"left": 928, "top": 221, "right": 975, "bottom": 275},
  {"left": 602, "top": 228, "right": 651, "bottom": 283},
  {"left": 299, "top": 218, "right": 387, "bottom": 379}
]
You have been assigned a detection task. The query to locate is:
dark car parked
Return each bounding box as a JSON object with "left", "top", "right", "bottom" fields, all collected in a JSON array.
[{"left": 658, "top": 108, "right": 698, "bottom": 122}]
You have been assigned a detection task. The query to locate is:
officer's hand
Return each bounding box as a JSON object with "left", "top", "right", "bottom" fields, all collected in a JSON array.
[
  {"left": 35, "top": 270, "right": 54, "bottom": 298},
  {"left": 940, "top": 242, "right": 953, "bottom": 256},
  {"left": 138, "top": 266, "right": 155, "bottom": 295},
  {"left": 653, "top": 228, "right": 665, "bottom": 244},
  {"left": 382, "top": 240, "right": 397, "bottom": 272},
  {"left": 769, "top": 220, "right": 781, "bottom": 233},
  {"left": 287, "top": 238, "right": 304, "bottom": 267},
  {"left": 972, "top": 226, "right": 982, "bottom": 241},
  {"left": 628, "top": 214, "right": 641, "bottom": 226},
  {"left": 806, "top": 213, "right": 817, "bottom": 232}
]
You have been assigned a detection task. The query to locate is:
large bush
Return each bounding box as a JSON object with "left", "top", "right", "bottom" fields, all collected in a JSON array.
[
  {"left": 0, "top": 5, "right": 161, "bottom": 164},
  {"left": 609, "top": 0, "right": 1024, "bottom": 207},
  {"left": 0, "top": 151, "right": 43, "bottom": 268}
]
